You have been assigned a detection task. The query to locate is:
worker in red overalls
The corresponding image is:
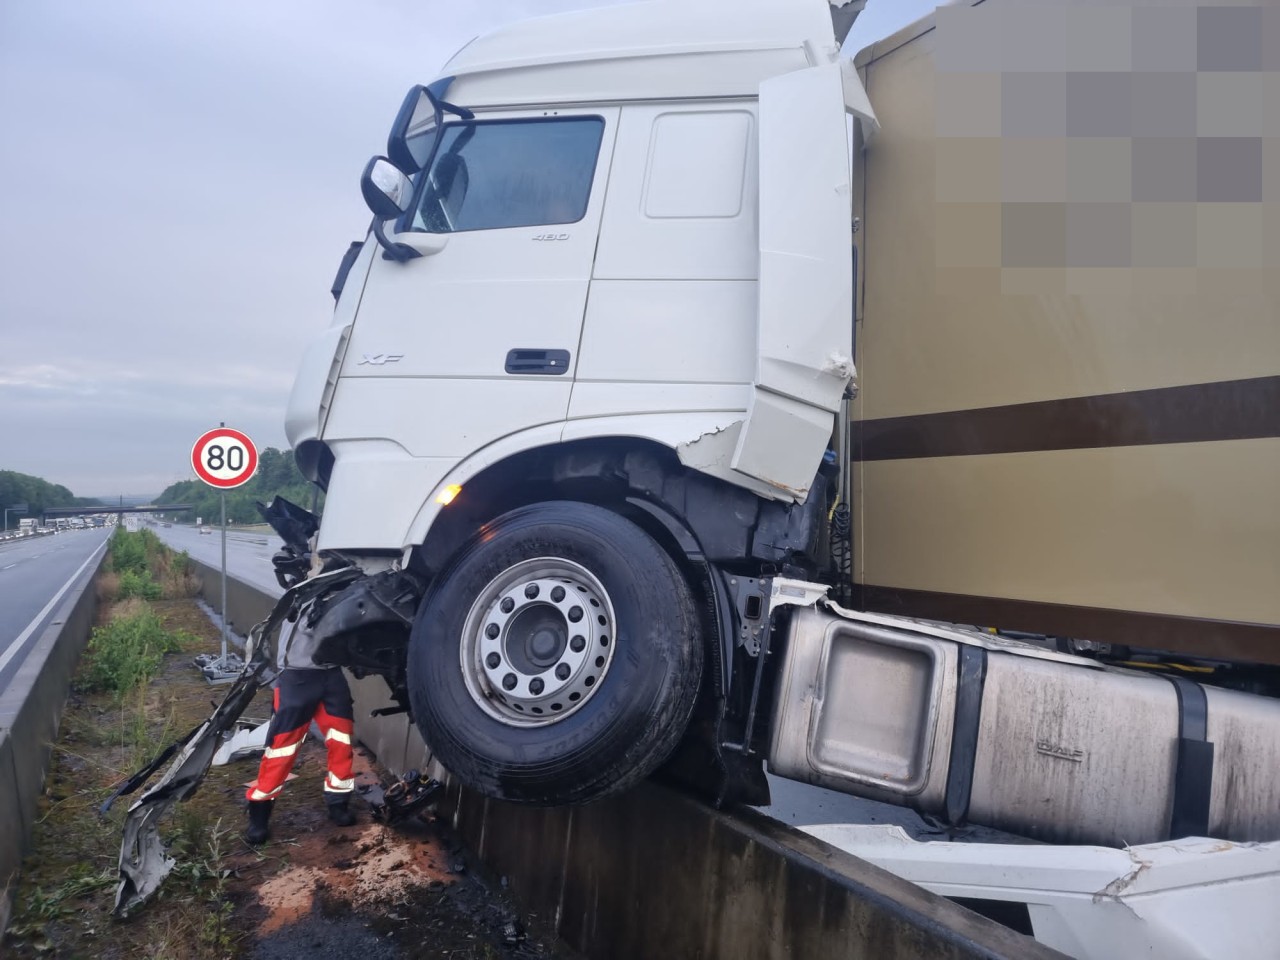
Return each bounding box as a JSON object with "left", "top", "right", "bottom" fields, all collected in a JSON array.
[{"left": 244, "top": 599, "right": 357, "bottom": 845}]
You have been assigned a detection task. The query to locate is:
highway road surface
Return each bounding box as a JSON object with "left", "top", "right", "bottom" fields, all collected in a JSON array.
[
  {"left": 149, "top": 523, "right": 284, "bottom": 598},
  {"left": 0, "top": 527, "right": 111, "bottom": 694}
]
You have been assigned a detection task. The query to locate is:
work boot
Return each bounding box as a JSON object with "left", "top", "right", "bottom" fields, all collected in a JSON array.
[
  {"left": 245, "top": 800, "right": 273, "bottom": 845},
  {"left": 326, "top": 796, "right": 356, "bottom": 827}
]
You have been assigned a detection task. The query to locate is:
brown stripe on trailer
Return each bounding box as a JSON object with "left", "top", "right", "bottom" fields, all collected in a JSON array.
[
  {"left": 857, "top": 585, "right": 1280, "bottom": 667},
  {"left": 852, "top": 376, "right": 1280, "bottom": 462}
]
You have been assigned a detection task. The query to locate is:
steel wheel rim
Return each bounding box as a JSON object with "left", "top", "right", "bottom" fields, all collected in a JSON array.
[{"left": 460, "top": 557, "right": 618, "bottom": 727}]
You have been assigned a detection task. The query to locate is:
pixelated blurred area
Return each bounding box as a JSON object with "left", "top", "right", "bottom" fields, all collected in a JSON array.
[{"left": 851, "top": 0, "right": 1276, "bottom": 421}]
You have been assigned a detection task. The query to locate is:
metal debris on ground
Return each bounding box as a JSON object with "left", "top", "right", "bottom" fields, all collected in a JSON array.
[
  {"left": 192, "top": 649, "right": 247, "bottom": 684},
  {"left": 211, "top": 717, "right": 270, "bottom": 765},
  {"left": 365, "top": 768, "right": 443, "bottom": 825}
]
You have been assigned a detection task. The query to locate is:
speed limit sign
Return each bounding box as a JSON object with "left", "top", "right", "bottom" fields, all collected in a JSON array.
[{"left": 191, "top": 427, "right": 258, "bottom": 489}]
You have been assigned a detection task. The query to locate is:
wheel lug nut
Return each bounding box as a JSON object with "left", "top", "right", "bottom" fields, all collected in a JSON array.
[
  {"left": 485, "top": 623, "right": 500, "bottom": 640},
  {"left": 551, "top": 586, "right": 565, "bottom": 603},
  {"left": 502, "top": 673, "right": 517, "bottom": 691},
  {"left": 500, "top": 597, "right": 515, "bottom": 614},
  {"left": 570, "top": 635, "right": 585, "bottom": 652},
  {"left": 555, "top": 663, "right": 570, "bottom": 680},
  {"left": 524, "top": 583, "right": 540, "bottom": 599},
  {"left": 568, "top": 606, "right": 583, "bottom": 623},
  {"left": 529, "top": 678, "right": 544, "bottom": 695},
  {"left": 486, "top": 653, "right": 501, "bottom": 669}
]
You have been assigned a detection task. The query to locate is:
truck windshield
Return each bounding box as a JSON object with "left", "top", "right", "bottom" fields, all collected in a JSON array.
[{"left": 410, "top": 116, "right": 603, "bottom": 234}]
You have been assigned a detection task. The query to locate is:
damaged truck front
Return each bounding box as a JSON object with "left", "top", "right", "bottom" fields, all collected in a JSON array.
[{"left": 279, "top": 0, "right": 876, "bottom": 809}]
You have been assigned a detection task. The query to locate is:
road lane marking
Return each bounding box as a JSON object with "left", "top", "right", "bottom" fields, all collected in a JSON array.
[{"left": 0, "top": 538, "right": 110, "bottom": 678}]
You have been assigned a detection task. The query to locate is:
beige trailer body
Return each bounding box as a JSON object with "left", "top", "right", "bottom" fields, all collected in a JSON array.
[{"left": 850, "top": 0, "right": 1280, "bottom": 664}]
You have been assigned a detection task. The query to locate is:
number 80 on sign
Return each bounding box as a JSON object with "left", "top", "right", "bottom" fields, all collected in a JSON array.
[{"left": 191, "top": 428, "right": 259, "bottom": 489}]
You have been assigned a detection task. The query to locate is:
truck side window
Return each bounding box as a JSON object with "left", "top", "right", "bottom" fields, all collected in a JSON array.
[{"left": 412, "top": 117, "right": 604, "bottom": 233}]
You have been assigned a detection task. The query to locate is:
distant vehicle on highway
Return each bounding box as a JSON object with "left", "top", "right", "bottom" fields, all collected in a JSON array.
[{"left": 199, "top": 526, "right": 212, "bottom": 535}]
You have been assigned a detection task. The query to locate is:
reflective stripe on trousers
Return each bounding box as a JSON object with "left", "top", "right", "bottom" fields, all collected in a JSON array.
[{"left": 245, "top": 667, "right": 355, "bottom": 803}]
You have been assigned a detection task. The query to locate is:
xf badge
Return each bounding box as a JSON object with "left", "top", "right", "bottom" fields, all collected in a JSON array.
[{"left": 358, "top": 354, "right": 404, "bottom": 366}]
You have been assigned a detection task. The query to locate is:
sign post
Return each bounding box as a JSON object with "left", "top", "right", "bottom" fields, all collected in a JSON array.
[{"left": 191, "top": 424, "right": 258, "bottom": 683}]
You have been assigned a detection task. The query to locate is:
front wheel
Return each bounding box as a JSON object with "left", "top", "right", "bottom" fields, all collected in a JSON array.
[{"left": 407, "top": 501, "right": 703, "bottom": 805}]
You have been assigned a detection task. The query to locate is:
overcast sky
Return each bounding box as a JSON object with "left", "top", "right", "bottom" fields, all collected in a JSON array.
[{"left": 0, "top": 0, "right": 934, "bottom": 499}]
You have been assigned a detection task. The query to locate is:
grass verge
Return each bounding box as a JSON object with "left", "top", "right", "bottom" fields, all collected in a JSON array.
[{"left": 3, "top": 530, "right": 267, "bottom": 959}]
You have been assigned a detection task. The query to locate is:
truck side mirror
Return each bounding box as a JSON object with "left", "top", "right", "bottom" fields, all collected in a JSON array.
[
  {"left": 388, "top": 85, "right": 438, "bottom": 173},
  {"left": 387, "top": 81, "right": 471, "bottom": 174},
  {"left": 360, "top": 157, "right": 413, "bottom": 220}
]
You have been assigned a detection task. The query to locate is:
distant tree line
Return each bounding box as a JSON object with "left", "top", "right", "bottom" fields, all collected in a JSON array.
[
  {"left": 0, "top": 470, "right": 102, "bottom": 524},
  {"left": 156, "top": 447, "right": 322, "bottom": 526}
]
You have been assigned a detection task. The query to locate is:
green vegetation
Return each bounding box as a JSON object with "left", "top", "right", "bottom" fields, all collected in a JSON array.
[
  {"left": 103, "top": 527, "right": 201, "bottom": 602},
  {"left": 84, "top": 530, "right": 202, "bottom": 693},
  {"left": 77, "top": 604, "right": 187, "bottom": 696},
  {"left": 117, "top": 569, "right": 163, "bottom": 600},
  {"left": 110, "top": 525, "right": 159, "bottom": 573},
  {"left": 170, "top": 815, "right": 238, "bottom": 954},
  {"left": 155, "top": 445, "right": 321, "bottom": 525},
  {"left": 5, "top": 865, "right": 117, "bottom": 943},
  {"left": 0, "top": 469, "right": 100, "bottom": 524}
]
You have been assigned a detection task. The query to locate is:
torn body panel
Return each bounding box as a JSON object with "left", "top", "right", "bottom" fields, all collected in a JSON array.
[
  {"left": 109, "top": 567, "right": 359, "bottom": 915},
  {"left": 730, "top": 60, "right": 855, "bottom": 499}
]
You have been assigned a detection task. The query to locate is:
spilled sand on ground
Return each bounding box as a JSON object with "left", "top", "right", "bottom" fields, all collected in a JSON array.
[{"left": 234, "top": 745, "right": 457, "bottom": 937}]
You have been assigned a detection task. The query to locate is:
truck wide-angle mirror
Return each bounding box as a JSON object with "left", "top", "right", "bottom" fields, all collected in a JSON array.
[
  {"left": 387, "top": 80, "right": 474, "bottom": 174},
  {"left": 360, "top": 156, "right": 413, "bottom": 219},
  {"left": 387, "top": 85, "right": 439, "bottom": 173}
]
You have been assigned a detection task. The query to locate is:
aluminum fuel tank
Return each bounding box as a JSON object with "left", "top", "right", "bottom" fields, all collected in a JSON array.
[{"left": 767, "top": 605, "right": 1280, "bottom": 847}]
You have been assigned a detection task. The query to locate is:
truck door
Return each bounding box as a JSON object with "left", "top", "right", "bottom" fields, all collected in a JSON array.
[
  {"left": 331, "top": 108, "right": 619, "bottom": 464},
  {"left": 731, "top": 63, "right": 854, "bottom": 501}
]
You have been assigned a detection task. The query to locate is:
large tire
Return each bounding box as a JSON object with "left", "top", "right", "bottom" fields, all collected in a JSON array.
[{"left": 408, "top": 501, "right": 703, "bottom": 805}]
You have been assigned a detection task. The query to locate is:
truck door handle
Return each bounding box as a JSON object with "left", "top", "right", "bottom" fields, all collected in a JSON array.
[{"left": 504, "top": 349, "right": 570, "bottom": 375}]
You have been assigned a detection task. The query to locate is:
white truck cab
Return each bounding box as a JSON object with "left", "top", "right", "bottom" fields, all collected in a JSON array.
[
  {"left": 282, "top": 0, "right": 876, "bottom": 806},
  {"left": 288, "top": 0, "right": 871, "bottom": 554}
]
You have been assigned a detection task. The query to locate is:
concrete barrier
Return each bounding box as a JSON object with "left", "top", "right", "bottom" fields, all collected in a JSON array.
[
  {"left": 189, "top": 559, "right": 275, "bottom": 640},
  {"left": 0, "top": 545, "right": 106, "bottom": 934},
  {"left": 445, "top": 781, "right": 1065, "bottom": 960},
  {"left": 183, "top": 557, "right": 1065, "bottom": 958}
]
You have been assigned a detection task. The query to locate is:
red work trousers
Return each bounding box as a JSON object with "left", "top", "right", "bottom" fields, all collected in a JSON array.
[{"left": 246, "top": 667, "right": 354, "bottom": 802}]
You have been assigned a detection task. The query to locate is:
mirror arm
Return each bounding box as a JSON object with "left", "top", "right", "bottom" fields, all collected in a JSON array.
[
  {"left": 387, "top": 230, "right": 449, "bottom": 257},
  {"left": 439, "top": 99, "right": 473, "bottom": 121},
  {"left": 371, "top": 217, "right": 421, "bottom": 263}
]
